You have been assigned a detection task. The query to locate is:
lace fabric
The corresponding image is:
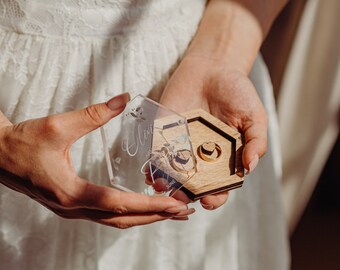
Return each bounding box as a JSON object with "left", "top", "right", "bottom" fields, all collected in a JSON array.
[
  {"left": 0, "top": 0, "right": 197, "bottom": 38},
  {"left": 0, "top": 1, "right": 289, "bottom": 269}
]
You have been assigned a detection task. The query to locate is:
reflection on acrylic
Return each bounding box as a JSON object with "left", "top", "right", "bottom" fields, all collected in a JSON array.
[{"left": 101, "top": 95, "right": 196, "bottom": 196}]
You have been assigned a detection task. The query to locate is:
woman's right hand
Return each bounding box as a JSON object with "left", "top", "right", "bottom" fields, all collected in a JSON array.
[{"left": 0, "top": 93, "right": 194, "bottom": 229}]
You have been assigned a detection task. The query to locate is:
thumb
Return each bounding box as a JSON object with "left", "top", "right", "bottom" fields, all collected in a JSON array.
[
  {"left": 55, "top": 93, "right": 130, "bottom": 143},
  {"left": 242, "top": 122, "right": 267, "bottom": 174}
]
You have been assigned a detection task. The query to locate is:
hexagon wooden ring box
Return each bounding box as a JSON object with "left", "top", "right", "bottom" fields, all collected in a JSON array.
[
  {"left": 102, "top": 95, "right": 244, "bottom": 200},
  {"left": 152, "top": 109, "right": 245, "bottom": 200}
]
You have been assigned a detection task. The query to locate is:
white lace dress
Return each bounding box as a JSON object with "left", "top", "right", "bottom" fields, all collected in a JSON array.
[{"left": 0, "top": 1, "right": 289, "bottom": 269}]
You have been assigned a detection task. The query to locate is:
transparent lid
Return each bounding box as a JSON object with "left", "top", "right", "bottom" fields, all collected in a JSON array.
[{"left": 101, "top": 95, "right": 197, "bottom": 196}]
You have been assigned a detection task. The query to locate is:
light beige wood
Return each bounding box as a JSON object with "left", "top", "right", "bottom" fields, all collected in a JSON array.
[
  {"left": 152, "top": 109, "right": 244, "bottom": 200},
  {"left": 181, "top": 109, "right": 244, "bottom": 199}
]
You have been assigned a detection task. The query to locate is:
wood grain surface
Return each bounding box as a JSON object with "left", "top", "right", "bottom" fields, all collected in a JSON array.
[{"left": 152, "top": 109, "right": 244, "bottom": 200}]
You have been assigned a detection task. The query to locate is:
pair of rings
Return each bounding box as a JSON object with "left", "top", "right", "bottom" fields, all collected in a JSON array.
[{"left": 162, "top": 141, "right": 222, "bottom": 174}]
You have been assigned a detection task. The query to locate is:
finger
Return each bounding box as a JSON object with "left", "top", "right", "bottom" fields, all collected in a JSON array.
[
  {"left": 58, "top": 208, "right": 176, "bottom": 228},
  {"left": 170, "top": 216, "right": 189, "bottom": 221},
  {"left": 51, "top": 93, "right": 130, "bottom": 143},
  {"left": 90, "top": 212, "right": 188, "bottom": 229},
  {"left": 145, "top": 177, "right": 153, "bottom": 185},
  {"left": 152, "top": 178, "right": 170, "bottom": 193},
  {"left": 144, "top": 175, "right": 191, "bottom": 203},
  {"left": 242, "top": 121, "right": 267, "bottom": 174},
  {"left": 87, "top": 208, "right": 195, "bottom": 228},
  {"left": 170, "top": 189, "right": 191, "bottom": 204},
  {"left": 200, "top": 191, "right": 229, "bottom": 210},
  {"left": 94, "top": 214, "right": 173, "bottom": 228},
  {"left": 144, "top": 167, "right": 153, "bottom": 185},
  {"left": 58, "top": 206, "right": 194, "bottom": 228},
  {"left": 75, "top": 178, "right": 190, "bottom": 214}
]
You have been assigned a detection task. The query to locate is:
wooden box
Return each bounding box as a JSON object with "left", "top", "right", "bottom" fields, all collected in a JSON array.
[{"left": 152, "top": 109, "right": 244, "bottom": 200}]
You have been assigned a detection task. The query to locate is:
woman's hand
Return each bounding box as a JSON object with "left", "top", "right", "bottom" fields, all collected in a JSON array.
[
  {"left": 156, "top": 0, "right": 287, "bottom": 210},
  {"left": 0, "top": 93, "right": 194, "bottom": 229},
  {"left": 160, "top": 55, "right": 268, "bottom": 210}
]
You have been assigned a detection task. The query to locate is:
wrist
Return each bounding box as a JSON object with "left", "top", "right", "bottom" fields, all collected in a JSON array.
[
  {"left": 0, "top": 126, "right": 9, "bottom": 170},
  {"left": 0, "top": 112, "right": 12, "bottom": 170},
  {"left": 186, "top": 0, "right": 287, "bottom": 75}
]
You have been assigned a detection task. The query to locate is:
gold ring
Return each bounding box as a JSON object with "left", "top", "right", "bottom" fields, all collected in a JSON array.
[
  {"left": 170, "top": 149, "right": 195, "bottom": 174},
  {"left": 197, "top": 142, "right": 222, "bottom": 162}
]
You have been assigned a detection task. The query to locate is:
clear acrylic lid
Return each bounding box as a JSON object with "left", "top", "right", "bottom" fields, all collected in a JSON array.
[{"left": 101, "top": 95, "right": 197, "bottom": 196}]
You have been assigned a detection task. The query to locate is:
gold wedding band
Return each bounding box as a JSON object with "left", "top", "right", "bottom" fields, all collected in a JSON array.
[
  {"left": 170, "top": 149, "right": 195, "bottom": 174},
  {"left": 197, "top": 142, "right": 222, "bottom": 162}
]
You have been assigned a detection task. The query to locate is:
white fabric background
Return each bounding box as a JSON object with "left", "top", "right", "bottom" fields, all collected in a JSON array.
[
  {"left": 0, "top": 1, "right": 289, "bottom": 269},
  {"left": 279, "top": 0, "right": 340, "bottom": 233}
]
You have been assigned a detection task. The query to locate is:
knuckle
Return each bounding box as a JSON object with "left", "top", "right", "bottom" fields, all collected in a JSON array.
[
  {"left": 83, "top": 105, "right": 106, "bottom": 126},
  {"left": 114, "top": 221, "right": 132, "bottom": 229},
  {"left": 110, "top": 192, "right": 129, "bottom": 214},
  {"left": 112, "top": 205, "right": 128, "bottom": 215},
  {"left": 43, "top": 116, "right": 63, "bottom": 136},
  {"left": 56, "top": 192, "right": 79, "bottom": 209}
]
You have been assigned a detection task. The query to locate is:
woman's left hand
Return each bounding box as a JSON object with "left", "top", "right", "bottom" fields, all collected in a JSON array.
[{"left": 160, "top": 54, "right": 268, "bottom": 210}]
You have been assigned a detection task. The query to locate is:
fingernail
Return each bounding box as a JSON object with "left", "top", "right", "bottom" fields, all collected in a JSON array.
[
  {"left": 248, "top": 154, "right": 259, "bottom": 174},
  {"left": 171, "top": 216, "right": 189, "bottom": 221},
  {"left": 106, "top": 93, "right": 130, "bottom": 111},
  {"left": 175, "top": 208, "right": 196, "bottom": 217},
  {"left": 165, "top": 204, "right": 188, "bottom": 214},
  {"left": 201, "top": 204, "right": 214, "bottom": 210}
]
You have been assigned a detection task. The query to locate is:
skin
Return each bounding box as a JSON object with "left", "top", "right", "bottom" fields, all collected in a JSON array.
[
  {"left": 0, "top": 94, "right": 194, "bottom": 229},
  {"left": 160, "top": 0, "right": 288, "bottom": 209},
  {"left": 0, "top": 0, "right": 288, "bottom": 227}
]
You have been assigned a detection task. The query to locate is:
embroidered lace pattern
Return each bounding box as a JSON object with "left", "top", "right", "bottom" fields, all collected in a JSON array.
[{"left": 0, "top": 1, "right": 289, "bottom": 269}]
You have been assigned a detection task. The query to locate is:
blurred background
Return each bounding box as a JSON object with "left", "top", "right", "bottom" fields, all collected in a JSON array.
[{"left": 261, "top": 0, "right": 340, "bottom": 268}]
